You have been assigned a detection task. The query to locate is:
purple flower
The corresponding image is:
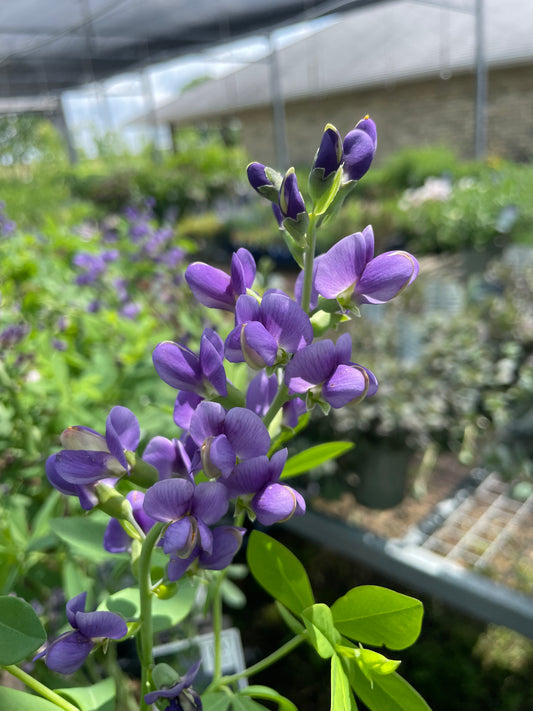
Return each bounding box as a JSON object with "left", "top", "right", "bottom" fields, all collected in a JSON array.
[
  {"left": 226, "top": 449, "right": 305, "bottom": 526},
  {"left": 185, "top": 248, "right": 256, "bottom": 312},
  {"left": 48, "top": 406, "right": 140, "bottom": 487},
  {"left": 145, "top": 660, "right": 203, "bottom": 710},
  {"left": 143, "top": 478, "right": 229, "bottom": 559},
  {"left": 153, "top": 328, "right": 227, "bottom": 398},
  {"left": 104, "top": 490, "right": 157, "bottom": 553},
  {"left": 343, "top": 116, "right": 377, "bottom": 182},
  {"left": 247, "top": 162, "right": 282, "bottom": 203},
  {"left": 225, "top": 291, "right": 313, "bottom": 369},
  {"left": 315, "top": 225, "right": 419, "bottom": 306},
  {"left": 284, "top": 332, "right": 378, "bottom": 409},
  {"left": 246, "top": 371, "right": 306, "bottom": 428},
  {"left": 188, "top": 402, "right": 271, "bottom": 480},
  {"left": 34, "top": 592, "right": 127, "bottom": 674},
  {"left": 73, "top": 253, "right": 107, "bottom": 285}
]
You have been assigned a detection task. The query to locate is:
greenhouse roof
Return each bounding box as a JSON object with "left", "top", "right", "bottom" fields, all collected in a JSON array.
[{"left": 0, "top": 0, "right": 391, "bottom": 99}]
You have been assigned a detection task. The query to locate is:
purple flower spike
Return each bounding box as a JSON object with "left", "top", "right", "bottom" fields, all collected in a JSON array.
[
  {"left": 185, "top": 248, "right": 256, "bottom": 312},
  {"left": 145, "top": 660, "right": 203, "bottom": 709},
  {"left": 279, "top": 169, "right": 306, "bottom": 221},
  {"left": 284, "top": 332, "right": 378, "bottom": 409},
  {"left": 343, "top": 115, "right": 377, "bottom": 182},
  {"left": 315, "top": 225, "right": 419, "bottom": 306},
  {"left": 153, "top": 328, "right": 227, "bottom": 398},
  {"left": 34, "top": 592, "right": 127, "bottom": 674},
  {"left": 225, "top": 292, "right": 313, "bottom": 369}
]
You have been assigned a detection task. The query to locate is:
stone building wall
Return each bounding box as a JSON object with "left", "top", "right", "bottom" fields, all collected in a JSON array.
[{"left": 232, "top": 63, "right": 533, "bottom": 168}]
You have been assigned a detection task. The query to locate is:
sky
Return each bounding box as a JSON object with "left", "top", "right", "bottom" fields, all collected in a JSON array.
[{"left": 61, "top": 17, "right": 335, "bottom": 156}]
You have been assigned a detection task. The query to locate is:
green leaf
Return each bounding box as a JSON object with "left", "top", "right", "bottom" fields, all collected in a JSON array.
[
  {"left": 302, "top": 603, "right": 341, "bottom": 659},
  {"left": 0, "top": 595, "right": 46, "bottom": 664},
  {"left": 231, "top": 697, "right": 269, "bottom": 711},
  {"left": 50, "top": 513, "right": 128, "bottom": 564},
  {"left": 0, "top": 687, "right": 60, "bottom": 711},
  {"left": 57, "top": 678, "right": 116, "bottom": 711},
  {"left": 331, "top": 654, "right": 358, "bottom": 711},
  {"left": 202, "top": 692, "right": 231, "bottom": 711},
  {"left": 247, "top": 530, "right": 314, "bottom": 617},
  {"left": 239, "top": 685, "right": 298, "bottom": 711},
  {"left": 331, "top": 586, "right": 423, "bottom": 650},
  {"left": 100, "top": 580, "right": 196, "bottom": 632},
  {"left": 281, "top": 442, "right": 354, "bottom": 479},
  {"left": 344, "top": 658, "right": 432, "bottom": 711}
]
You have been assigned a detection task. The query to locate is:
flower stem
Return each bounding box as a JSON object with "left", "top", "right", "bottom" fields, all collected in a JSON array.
[
  {"left": 205, "top": 634, "right": 305, "bottom": 692},
  {"left": 137, "top": 522, "right": 165, "bottom": 711},
  {"left": 3, "top": 664, "right": 80, "bottom": 711},
  {"left": 212, "top": 569, "right": 228, "bottom": 683},
  {"left": 300, "top": 213, "right": 318, "bottom": 314},
  {"left": 262, "top": 381, "right": 289, "bottom": 430}
]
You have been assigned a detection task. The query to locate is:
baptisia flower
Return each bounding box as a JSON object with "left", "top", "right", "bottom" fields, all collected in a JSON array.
[
  {"left": 143, "top": 435, "right": 194, "bottom": 480},
  {"left": 143, "top": 478, "right": 229, "bottom": 559},
  {"left": 143, "top": 478, "right": 244, "bottom": 581},
  {"left": 153, "top": 328, "right": 227, "bottom": 400},
  {"left": 226, "top": 448, "right": 305, "bottom": 526},
  {"left": 185, "top": 248, "right": 256, "bottom": 312},
  {"left": 46, "top": 406, "right": 140, "bottom": 494},
  {"left": 224, "top": 291, "right": 313, "bottom": 370},
  {"left": 145, "top": 660, "right": 203, "bottom": 711},
  {"left": 34, "top": 592, "right": 127, "bottom": 674},
  {"left": 284, "top": 332, "right": 378, "bottom": 410},
  {"left": 315, "top": 225, "right": 419, "bottom": 307},
  {"left": 188, "top": 402, "right": 271, "bottom": 480}
]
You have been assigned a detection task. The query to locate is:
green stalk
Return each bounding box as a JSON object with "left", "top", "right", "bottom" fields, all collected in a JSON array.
[
  {"left": 300, "top": 213, "right": 318, "bottom": 314},
  {"left": 262, "top": 381, "right": 289, "bottom": 430},
  {"left": 212, "top": 569, "right": 228, "bottom": 683},
  {"left": 137, "top": 522, "right": 165, "bottom": 711},
  {"left": 3, "top": 664, "right": 80, "bottom": 711},
  {"left": 205, "top": 634, "right": 305, "bottom": 693}
]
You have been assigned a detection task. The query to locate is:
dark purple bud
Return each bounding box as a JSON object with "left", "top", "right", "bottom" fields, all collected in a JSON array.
[
  {"left": 312, "top": 124, "right": 343, "bottom": 179},
  {"left": 279, "top": 169, "right": 307, "bottom": 221},
  {"left": 343, "top": 116, "right": 377, "bottom": 182},
  {"left": 247, "top": 162, "right": 282, "bottom": 202}
]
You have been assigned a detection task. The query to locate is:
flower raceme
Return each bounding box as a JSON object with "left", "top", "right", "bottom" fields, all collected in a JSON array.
[{"left": 34, "top": 592, "right": 127, "bottom": 674}]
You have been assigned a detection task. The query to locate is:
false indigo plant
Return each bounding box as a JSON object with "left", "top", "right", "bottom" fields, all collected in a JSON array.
[{"left": 0, "top": 117, "right": 429, "bottom": 711}]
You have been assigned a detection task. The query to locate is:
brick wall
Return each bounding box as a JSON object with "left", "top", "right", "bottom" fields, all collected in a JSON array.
[{"left": 231, "top": 63, "right": 533, "bottom": 168}]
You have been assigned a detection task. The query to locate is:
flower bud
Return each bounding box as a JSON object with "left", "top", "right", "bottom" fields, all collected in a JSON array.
[
  {"left": 308, "top": 124, "right": 343, "bottom": 207},
  {"left": 343, "top": 115, "right": 377, "bottom": 182},
  {"left": 247, "top": 162, "right": 283, "bottom": 203},
  {"left": 279, "top": 169, "right": 309, "bottom": 243}
]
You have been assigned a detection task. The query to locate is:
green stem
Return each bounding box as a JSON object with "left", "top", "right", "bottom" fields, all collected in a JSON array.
[
  {"left": 3, "top": 664, "right": 80, "bottom": 711},
  {"left": 212, "top": 569, "right": 228, "bottom": 683},
  {"left": 138, "top": 522, "right": 165, "bottom": 711},
  {"left": 300, "top": 213, "right": 318, "bottom": 314},
  {"left": 262, "top": 382, "right": 289, "bottom": 430},
  {"left": 205, "top": 634, "right": 305, "bottom": 693}
]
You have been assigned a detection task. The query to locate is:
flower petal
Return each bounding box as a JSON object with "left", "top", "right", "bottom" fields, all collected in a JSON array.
[
  {"left": 152, "top": 341, "right": 202, "bottom": 393},
  {"left": 253, "top": 483, "right": 306, "bottom": 526},
  {"left": 199, "top": 526, "right": 246, "bottom": 570},
  {"left": 189, "top": 401, "right": 226, "bottom": 447},
  {"left": 284, "top": 339, "right": 336, "bottom": 392},
  {"left": 322, "top": 363, "right": 372, "bottom": 409},
  {"left": 143, "top": 478, "right": 194, "bottom": 522},
  {"left": 356, "top": 251, "right": 420, "bottom": 304},
  {"left": 44, "top": 631, "right": 94, "bottom": 674},
  {"left": 224, "top": 407, "right": 271, "bottom": 459},
  {"left": 55, "top": 450, "right": 121, "bottom": 484},
  {"left": 192, "top": 481, "right": 229, "bottom": 525},
  {"left": 315, "top": 232, "right": 369, "bottom": 299},
  {"left": 261, "top": 292, "right": 313, "bottom": 353},
  {"left": 66, "top": 592, "right": 87, "bottom": 628},
  {"left": 106, "top": 406, "right": 139, "bottom": 469},
  {"left": 75, "top": 611, "right": 127, "bottom": 640},
  {"left": 199, "top": 330, "right": 228, "bottom": 396},
  {"left": 185, "top": 262, "right": 234, "bottom": 310}
]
